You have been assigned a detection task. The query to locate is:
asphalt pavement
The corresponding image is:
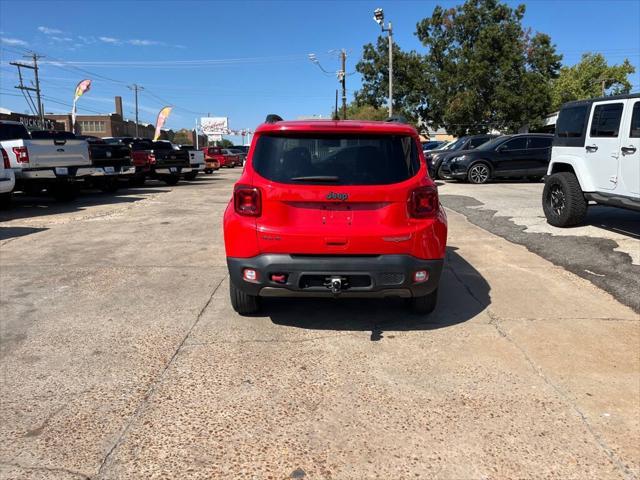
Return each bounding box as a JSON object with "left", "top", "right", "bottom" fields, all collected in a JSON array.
[
  {"left": 439, "top": 180, "right": 640, "bottom": 313},
  {"left": 1, "top": 170, "right": 638, "bottom": 479}
]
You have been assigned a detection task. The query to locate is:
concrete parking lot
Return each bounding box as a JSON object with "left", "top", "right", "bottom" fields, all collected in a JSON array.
[{"left": 1, "top": 171, "right": 639, "bottom": 479}]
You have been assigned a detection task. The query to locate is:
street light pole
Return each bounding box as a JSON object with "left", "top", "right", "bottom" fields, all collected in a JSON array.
[
  {"left": 373, "top": 8, "right": 393, "bottom": 117},
  {"left": 387, "top": 22, "right": 393, "bottom": 117}
]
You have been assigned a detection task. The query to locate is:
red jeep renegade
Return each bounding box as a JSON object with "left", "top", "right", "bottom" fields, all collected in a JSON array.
[{"left": 223, "top": 115, "right": 447, "bottom": 315}]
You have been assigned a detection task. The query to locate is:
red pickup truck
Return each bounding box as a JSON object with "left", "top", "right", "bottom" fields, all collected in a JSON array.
[{"left": 202, "top": 146, "right": 240, "bottom": 169}]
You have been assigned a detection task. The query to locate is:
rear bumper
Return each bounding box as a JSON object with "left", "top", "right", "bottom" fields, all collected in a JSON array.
[
  {"left": 227, "top": 254, "right": 444, "bottom": 298},
  {"left": 91, "top": 166, "right": 134, "bottom": 177},
  {"left": 15, "top": 167, "right": 96, "bottom": 180}
]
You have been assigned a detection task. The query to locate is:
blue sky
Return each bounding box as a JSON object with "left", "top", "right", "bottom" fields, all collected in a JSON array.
[{"left": 1, "top": 0, "right": 639, "bottom": 142}]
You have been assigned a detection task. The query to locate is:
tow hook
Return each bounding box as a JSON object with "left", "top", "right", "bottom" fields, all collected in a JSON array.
[{"left": 325, "top": 276, "right": 348, "bottom": 294}]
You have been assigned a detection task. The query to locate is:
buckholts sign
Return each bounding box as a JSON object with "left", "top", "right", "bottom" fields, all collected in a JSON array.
[{"left": 201, "top": 117, "right": 229, "bottom": 136}]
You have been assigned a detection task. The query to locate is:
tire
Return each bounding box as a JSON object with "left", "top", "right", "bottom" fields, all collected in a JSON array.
[
  {"left": 129, "top": 175, "right": 146, "bottom": 187},
  {"left": 204, "top": 169, "right": 212, "bottom": 174},
  {"left": 23, "top": 183, "right": 43, "bottom": 196},
  {"left": 50, "top": 182, "right": 78, "bottom": 201},
  {"left": 467, "top": 162, "right": 491, "bottom": 184},
  {"left": 542, "top": 172, "right": 588, "bottom": 227},
  {"left": 164, "top": 175, "right": 180, "bottom": 186},
  {"left": 99, "top": 178, "right": 119, "bottom": 193},
  {"left": 436, "top": 165, "right": 447, "bottom": 180},
  {"left": 406, "top": 288, "right": 438, "bottom": 315},
  {"left": 184, "top": 171, "right": 198, "bottom": 181},
  {"left": 0, "top": 192, "right": 11, "bottom": 208},
  {"left": 230, "top": 282, "right": 260, "bottom": 315}
]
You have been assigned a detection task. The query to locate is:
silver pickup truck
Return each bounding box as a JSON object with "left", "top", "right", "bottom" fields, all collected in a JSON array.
[{"left": 0, "top": 120, "right": 93, "bottom": 200}]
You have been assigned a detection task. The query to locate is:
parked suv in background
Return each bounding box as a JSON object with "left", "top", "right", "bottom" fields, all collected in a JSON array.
[
  {"left": 223, "top": 115, "right": 448, "bottom": 315},
  {"left": 439, "top": 134, "right": 553, "bottom": 184},
  {"left": 543, "top": 93, "right": 639, "bottom": 227},
  {"left": 427, "top": 134, "right": 497, "bottom": 179}
]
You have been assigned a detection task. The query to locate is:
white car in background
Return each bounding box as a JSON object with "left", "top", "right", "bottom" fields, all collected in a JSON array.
[
  {"left": 543, "top": 93, "right": 640, "bottom": 226},
  {"left": 0, "top": 146, "right": 16, "bottom": 205}
]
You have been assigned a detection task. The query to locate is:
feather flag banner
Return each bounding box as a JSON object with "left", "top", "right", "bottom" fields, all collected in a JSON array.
[
  {"left": 153, "top": 106, "right": 173, "bottom": 141},
  {"left": 72, "top": 79, "right": 91, "bottom": 133}
]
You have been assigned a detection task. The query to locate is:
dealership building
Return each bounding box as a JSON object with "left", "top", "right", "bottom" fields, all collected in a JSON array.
[{"left": 44, "top": 96, "right": 157, "bottom": 139}]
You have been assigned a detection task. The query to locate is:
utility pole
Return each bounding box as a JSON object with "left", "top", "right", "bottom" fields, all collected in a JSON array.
[
  {"left": 340, "top": 50, "right": 347, "bottom": 120},
  {"left": 128, "top": 84, "right": 144, "bottom": 137},
  {"left": 601, "top": 79, "right": 606, "bottom": 97},
  {"left": 11, "top": 53, "right": 45, "bottom": 126},
  {"left": 334, "top": 89, "right": 339, "bottom": 120}
]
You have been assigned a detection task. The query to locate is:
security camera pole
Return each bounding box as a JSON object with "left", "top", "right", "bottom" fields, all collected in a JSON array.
[{"left": 373, "top": 8, "right": 393, "bottom": 116}]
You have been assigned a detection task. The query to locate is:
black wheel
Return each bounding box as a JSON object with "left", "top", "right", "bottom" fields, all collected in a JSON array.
[
  {"left": 23, "top": 183, "right": 43, "bottom": 196},
  {"left": 99, "top": 178, "right": 119, "bottom": 193},
  {"left": 467, "top": 162, "right": 491, "bottom": 184},
  {"left": 129, "top": 175, "right": 146, "bottom": 187},
  {"left": 50, "top": 182, "right": 78, "bottom": 201},
  {"left": 542, "top": 172, "right": 588, "bottom": 227},
  {"left": 230, "top": 282, "right": 259, "bottom": 315},
  {"left": 184, "top": 171, "right": 198, "bottom": 181},
  {"left": 0, "top": 192, "right": 11, "bottom": 208},
  {"left": 164, "top": 175, "right": 180, "bottom": 186},
  {"left": 406, "top": 289, "right": 438, "bottom": 315},
  {"left": 204, "top": 169, "right": 212, "bottom": 174}
]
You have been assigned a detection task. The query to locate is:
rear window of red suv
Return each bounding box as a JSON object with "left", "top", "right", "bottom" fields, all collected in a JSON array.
[{"left": 252, "top": 133, "right": 420, "bottom": 185}]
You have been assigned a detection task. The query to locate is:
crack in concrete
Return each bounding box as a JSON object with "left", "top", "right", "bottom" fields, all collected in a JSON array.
[
  {"left": 486, "top": 309, "right": 637, "bottom": 480},
  {"left": 0, "top": 461, "right": 90, "bottom": 479},
  {"left": 94, "top": 275, "right": 226, "bottom": 478}
]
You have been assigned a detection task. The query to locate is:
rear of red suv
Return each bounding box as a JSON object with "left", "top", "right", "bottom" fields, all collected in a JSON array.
[{"left": 223, "top": 116, "right": 447, "bottom": 315}]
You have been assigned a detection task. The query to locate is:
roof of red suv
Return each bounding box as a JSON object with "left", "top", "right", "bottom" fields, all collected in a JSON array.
[{"left": 255, "top": 119, "right": 418, "bottom": 136}]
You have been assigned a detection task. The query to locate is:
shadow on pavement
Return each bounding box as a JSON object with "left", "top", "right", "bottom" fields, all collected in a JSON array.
[
  {"left": 265, "top": 246, "right": 490, "bottom": 340},
  {"left": 0, "top": 226, "right": 49, "bottom": 241},
  {"left": 0, "top": 187, "right": 169, "bottom": 222},
  {"left": 583, "top": 205, "right": 640, "bottom": 240}
]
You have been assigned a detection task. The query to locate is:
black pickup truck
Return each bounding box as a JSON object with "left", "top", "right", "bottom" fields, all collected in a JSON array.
[
  {"left": 31, "top": 131, "right": 133, "bottom": 192},
  {"left": 130, "top": 139, "right": 191, "bottom": 186}
]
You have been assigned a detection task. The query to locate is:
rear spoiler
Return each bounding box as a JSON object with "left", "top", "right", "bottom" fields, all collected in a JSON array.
[{"left": 265, "top": 114, "right": 283, "bottom": 124}]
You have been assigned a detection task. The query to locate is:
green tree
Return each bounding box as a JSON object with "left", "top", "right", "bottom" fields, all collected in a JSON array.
[
  {"left": 355, "top": 37, "right": 425, "bottom": 123},
  {"left": 219, "top": 138, "right": 234, "bottom": 148},
  {"left": 551, "top": 53, "right": 636, "bottom": 110},
  {"left": 414, "top": 0, "right": 562, "bottom": 135},
  {"left": 344, "top": 102, "right": 388, "bottom": 121},
  {"left": 356, "top": 0, "right": 563, "bottom": 136},
  {"left": 173, "top": 129, "right": 193, "bottom": 145}
]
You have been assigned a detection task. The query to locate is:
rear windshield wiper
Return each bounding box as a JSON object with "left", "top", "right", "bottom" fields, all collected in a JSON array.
[{"left": 290, "top": 176, "right": 341, "bottom": 182}]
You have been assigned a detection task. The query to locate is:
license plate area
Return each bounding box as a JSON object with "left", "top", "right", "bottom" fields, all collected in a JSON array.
[
  {"left": 54, "top": 167, "right": 68, "bottom": 176},
  {"left": 299, "top": 273, "right": 371, "bottom": 290},
  {"left": 321, "top": 203, "right": 352, "bottom": 225},
  {"left": 169, "top": 167, "right": 177, "bottom": 173},
  {"left": 104, "top": 166, "right": 115, "bottom": 174}
]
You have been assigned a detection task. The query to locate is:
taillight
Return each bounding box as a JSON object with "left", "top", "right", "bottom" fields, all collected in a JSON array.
[
  {"left": 1, "top": 148, "right": 10, "bottom": 169},
  {"left": 148, "top": 153, "right": 156, "bottom": 165},
  {"left": 408, "top": 186, "right": 438, "bottom": 219},
  {"left": 12, "top": 146, "right": 29, "bottom": 164},
  {"left": 234, "top": 185, "right": 261, "bottom": 217}
]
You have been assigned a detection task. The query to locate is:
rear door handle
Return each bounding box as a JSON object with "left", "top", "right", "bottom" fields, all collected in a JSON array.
[
  {"left": 621, "top": 145, "right": 637, "bottom": 154},
  {"left": 585, "top": 145, "right": 598, "bottom": 152}
]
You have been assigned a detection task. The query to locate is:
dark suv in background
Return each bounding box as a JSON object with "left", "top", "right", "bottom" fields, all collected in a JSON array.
[
  {"left": 427, "top": 134, "right": 497, "bottom": 179},
  {"left": 439, "top": 134, "right": 553, "bottom": 184}
]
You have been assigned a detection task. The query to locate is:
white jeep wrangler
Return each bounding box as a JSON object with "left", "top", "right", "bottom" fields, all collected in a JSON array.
[{"left": 543, "top": 93, "right": 639, "bottom": 227}]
